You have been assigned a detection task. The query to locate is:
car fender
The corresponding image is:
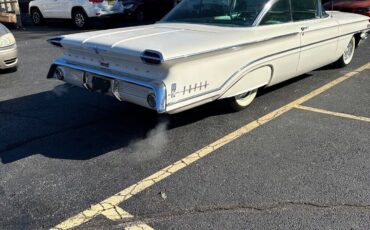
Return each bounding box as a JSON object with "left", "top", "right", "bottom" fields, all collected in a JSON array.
[{"left": 221, "top": 65, "right": 272, "bottom": 99}]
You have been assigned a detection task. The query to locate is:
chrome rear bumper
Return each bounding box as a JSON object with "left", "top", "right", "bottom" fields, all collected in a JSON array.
[{"left": 48, "top": 59, "right": 166, "bottom": 113}]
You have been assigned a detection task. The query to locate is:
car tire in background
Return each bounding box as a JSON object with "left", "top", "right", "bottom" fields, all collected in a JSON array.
[
  {"left": 334, "top": 36, "right": 356, "bottom": 67},
  {"left": 72, "top": 9, "right": 89, "bottom": 29},
  {"left": 30, "top": 8, "right": 44, "bottom": 25},
  {"left": 226, "top": 89, "right": 258, "bottom": 112}
]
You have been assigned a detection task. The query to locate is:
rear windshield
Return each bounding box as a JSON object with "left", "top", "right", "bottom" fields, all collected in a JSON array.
[{"left": 162, "top": 0, "right": 271, "bottom": 27}]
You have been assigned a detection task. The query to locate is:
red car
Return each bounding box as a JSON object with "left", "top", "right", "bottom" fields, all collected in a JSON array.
[{"left": 324, "top": 0, "right": 370, "bottom": 17}]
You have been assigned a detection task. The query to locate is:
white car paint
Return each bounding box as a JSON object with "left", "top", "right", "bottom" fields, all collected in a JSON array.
[
  {"left": 47, "top": 8, "right": 370, "bottom": 113},
  {"left": 29, "top": 0, "right": 124, "bottom": 19}
]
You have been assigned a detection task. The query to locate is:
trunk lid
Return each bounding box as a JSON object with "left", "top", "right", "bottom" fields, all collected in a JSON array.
[{"left": 57, "top": 23, "right": 254, "bottom": 62}]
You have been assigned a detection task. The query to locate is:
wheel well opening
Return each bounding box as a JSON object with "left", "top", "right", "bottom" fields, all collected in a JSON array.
[
  {"left": 71, "top": 6, "right": 86, "bottom": 17},
  {"left": 354, "top": 33, "right": 362, "bottom": 48},
  {"left": 30, "top": 6, "right": 39, "bottom": 13}
]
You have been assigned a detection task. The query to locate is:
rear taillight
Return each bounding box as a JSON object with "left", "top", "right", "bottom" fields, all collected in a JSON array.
[
  {"left": 48, "top": 36, "right": 64, "bottom": 47},
  {"left": 89, "top": 0, "right": 103, "bottom": 3},
  {"left": 141, "top": 50, "right": 163, "bottom": 65}
]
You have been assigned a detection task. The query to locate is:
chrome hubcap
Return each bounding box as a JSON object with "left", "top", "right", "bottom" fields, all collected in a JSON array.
[
  {"left": 236, "top": 91, "right": 253, "bottom": 101},
  {"left": 235, "top": 89, "right": 258, "bottom": 107},
  {"left": 343, "top": 39, "right": 354, "bottom": 63},
  {"left": 75, "top": 13, "right": 85, "bottom": 27}
]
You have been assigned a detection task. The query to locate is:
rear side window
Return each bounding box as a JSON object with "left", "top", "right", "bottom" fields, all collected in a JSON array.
[
  {"left": 291, "top": 0, "right": 318, "bottom": 21},
  {"left": 260, "top": 0, "right": 292, "bottom": 25}
]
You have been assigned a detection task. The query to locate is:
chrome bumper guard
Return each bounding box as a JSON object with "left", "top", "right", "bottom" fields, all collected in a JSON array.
[{"left": 48, "top": 59, "right": 167, "bottom": 113}]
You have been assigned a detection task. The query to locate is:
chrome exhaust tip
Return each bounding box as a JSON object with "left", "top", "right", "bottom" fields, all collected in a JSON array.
[{"left": 147, "top": 93, "right": 157, "bottom": 108}]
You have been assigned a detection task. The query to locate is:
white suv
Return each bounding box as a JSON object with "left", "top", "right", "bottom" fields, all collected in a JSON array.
[{"left": 29, "top": 0, "right": 124, "bottom": 28}]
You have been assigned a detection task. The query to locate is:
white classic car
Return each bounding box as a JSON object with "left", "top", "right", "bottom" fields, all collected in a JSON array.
[{"left": 47, "top": 0, "right": 370, "bottom": 114}]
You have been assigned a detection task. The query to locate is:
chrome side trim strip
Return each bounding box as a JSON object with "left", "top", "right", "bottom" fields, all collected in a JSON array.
[
  {"left": 51, "top": 59, "right": 167, "bottom": 113},
  {"left": 165, "top": 32, "right": 300, "bottom": 61}
]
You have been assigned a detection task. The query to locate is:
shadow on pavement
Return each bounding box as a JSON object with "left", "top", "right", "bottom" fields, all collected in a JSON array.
[
  {"left": 0, "top": 72, "right": 316, "bottom": 164},
  {"left": 0, "top": 84, "right": 229, "bottom": 164}
]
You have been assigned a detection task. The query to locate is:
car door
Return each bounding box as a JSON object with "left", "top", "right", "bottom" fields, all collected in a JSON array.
[
  {"left": 42, "top": 0, "right": 64, "bottom": 18},
  {"left": 257, "top": 0, "right": 301, "bottom": 85},
  {"left": 292, "top": 0, "right": 339, "bottom": 74},
  {"left": 51, "top": 0, "right": 73, "bottom": 18}
]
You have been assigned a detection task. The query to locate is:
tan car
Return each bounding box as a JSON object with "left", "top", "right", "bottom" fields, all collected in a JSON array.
[{"left": 0, "top": 23, "right": 18, "bottom": 70}]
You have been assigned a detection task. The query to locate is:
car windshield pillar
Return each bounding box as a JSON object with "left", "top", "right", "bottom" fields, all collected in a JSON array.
[{"left": 252, "top": 0, "right": 279, "bottom": 26}]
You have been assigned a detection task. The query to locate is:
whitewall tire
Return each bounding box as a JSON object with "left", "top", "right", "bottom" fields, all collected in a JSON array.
[
  {"left": 335, "top": 36, "right": 356, "bottom": 67},
  {"left": 227, "top": 89, "right": 258, "bottom": 112}
]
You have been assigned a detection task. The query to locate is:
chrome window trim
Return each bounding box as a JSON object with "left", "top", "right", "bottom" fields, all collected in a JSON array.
[
  {"left": 255, "top": 0, "right": 327, "bottom": 26},
  {"left": 253, "top": 0, "right": 278, "bottom": 26},
  {"left": 316, "top": 0, "right": 323, "bottom": 18},
  {"left": 256, "top": 0, "right": 295, "bottom": 26}
]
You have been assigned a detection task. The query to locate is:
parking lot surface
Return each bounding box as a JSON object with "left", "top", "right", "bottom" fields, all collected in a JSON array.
[{"left": 0, "top": 24, "right": 369, "bottom": 229}]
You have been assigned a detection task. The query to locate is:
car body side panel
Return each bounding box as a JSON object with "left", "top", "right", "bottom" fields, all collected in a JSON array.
[
  {"left": 296, "top": 17, "right": 339, "bottom": 75},
  {"left": 35, "top": 0, "right": 54, "bottom": 18},
  {"left": 163, "top": 24, "right": 301, "bottom": 111},
  {"left": 221, "top": 66, "right": 272, "bottom": 99}
]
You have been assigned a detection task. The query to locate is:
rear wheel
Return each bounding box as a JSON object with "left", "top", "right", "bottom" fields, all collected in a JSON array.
[
  {"left": 334, "top": 36, "right": 356, "bottom": 67},
  {"left": 72, "top": 10, "right": 88, "bottom": 29},
  {"left": 31, "top": 8, "right": 44, "bottom": 25},
  {"left": 226, "top": 89, "right": 258, "bottom": 112}
]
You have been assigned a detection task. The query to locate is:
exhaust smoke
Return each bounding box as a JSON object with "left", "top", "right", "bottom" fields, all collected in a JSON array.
[{"left": 129, "top": 118, "right": 169, "bottom": 162}]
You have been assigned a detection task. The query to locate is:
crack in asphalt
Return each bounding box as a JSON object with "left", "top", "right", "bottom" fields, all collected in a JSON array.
[{"left": 118, "top": 201, "right": 370, "bottom": 225}]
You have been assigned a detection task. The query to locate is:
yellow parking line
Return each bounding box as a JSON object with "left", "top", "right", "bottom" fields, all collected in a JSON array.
[
  {"left": 51, "top": 206, "right": 153, "bottom": 230},
  {"left": 125, "top": 223, "right": 155, "bottom": 230},
  {"left": 294, "top": 105, "right": 370, "bottom": 123},
  {"left": 51, "top": 62, "right": 370, "bottom": 230}
]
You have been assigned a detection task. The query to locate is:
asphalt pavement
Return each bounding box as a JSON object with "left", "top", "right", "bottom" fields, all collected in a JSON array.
[{"left": 0, "top": 22, "right": 369, "bottom": 230}]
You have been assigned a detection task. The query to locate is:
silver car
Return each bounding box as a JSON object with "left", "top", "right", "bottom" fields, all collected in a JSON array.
[{"left": 0, "top": 23, "right": 17, "bottom": 70}]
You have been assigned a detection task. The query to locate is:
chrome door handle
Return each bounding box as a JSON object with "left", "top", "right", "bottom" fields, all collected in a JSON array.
[{"left": 301, "top": 26, "right": 309, "bottom": 31}]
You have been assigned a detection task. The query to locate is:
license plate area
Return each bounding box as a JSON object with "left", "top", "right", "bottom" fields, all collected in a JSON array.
[{"left": 86, "top": 73, "right": 112, "bottom": 94}]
